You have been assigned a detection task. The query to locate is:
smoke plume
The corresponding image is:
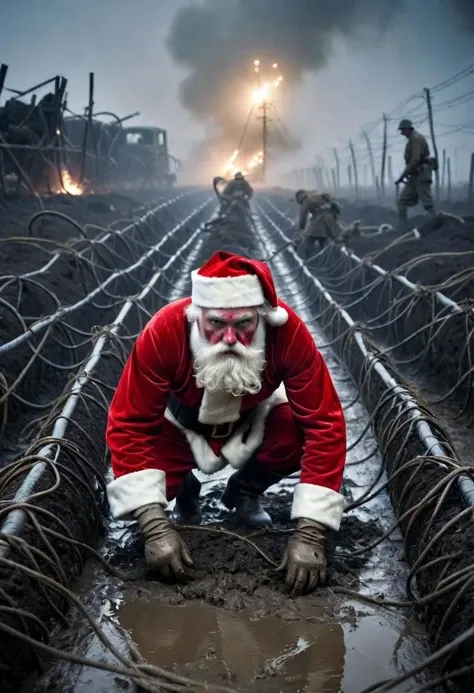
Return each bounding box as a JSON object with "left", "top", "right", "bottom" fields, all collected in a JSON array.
[
  {"left": 166, "top": 0, "right": 403, "bottom": 177},
  {"left": 450, "top": 0, "right": 474, "bottom": 32}
]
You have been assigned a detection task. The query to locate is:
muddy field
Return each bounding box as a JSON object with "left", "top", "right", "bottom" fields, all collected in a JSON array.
[
  {"left": 275, "top": 190, "right": 474, "bottom": 302},
  {"left": 111, "top": 491, "right": 382, "bottom": 608},
  {"left": 1, "top": 189, "right": 472, "bottom": 693},
  {"left": 346, "top": 216, "right": 474, "bottom": 303}
]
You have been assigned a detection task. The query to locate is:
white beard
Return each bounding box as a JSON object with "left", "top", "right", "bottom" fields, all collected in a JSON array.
[{"left": 189, "top": 319, "right": 266, "bottom": 424}]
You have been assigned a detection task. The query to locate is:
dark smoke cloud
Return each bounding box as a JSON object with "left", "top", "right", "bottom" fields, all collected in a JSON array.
[
  {"left": 166, "top": 0, "right": 404, "bottom": 176},
  {"left": 449, "top": 0, "right": 474, "bottom": 32}
]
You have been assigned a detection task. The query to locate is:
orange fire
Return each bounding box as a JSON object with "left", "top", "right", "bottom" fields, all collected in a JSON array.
[{"left": 60, "top": 168, "right": 83, "bottom": 196}]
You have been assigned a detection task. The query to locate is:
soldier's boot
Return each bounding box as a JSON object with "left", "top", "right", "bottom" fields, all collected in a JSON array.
[
  {"left": 172, "top": 471, "right": 202, "bottom": 525},
  {"left": 221, "top": 463, "right": 278, "bottom": 527}
]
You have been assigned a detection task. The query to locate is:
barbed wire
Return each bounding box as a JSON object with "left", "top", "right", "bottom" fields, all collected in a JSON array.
[
  {"left": 283, "top": 64, "right": 474, "bottom": 196},
  {"left": 1, "top": 189, "right": 473, "bottom": 692},
  {"left": 0, "top": 67, "right": 180, "bottom": 197},
  {"left": 257, "top": 194, "right": 474, "bottom": 692}
]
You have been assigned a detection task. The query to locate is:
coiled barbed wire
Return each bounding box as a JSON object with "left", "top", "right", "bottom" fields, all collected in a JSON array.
[
  {"left": 1, "top": 194, "right": 473, "bottom": 693},
  {"left": 261, "top": 196, "right": 474, "bottom": 421},
  {"left": 255, "top": 195, "right": 474, "bottom": 691}
]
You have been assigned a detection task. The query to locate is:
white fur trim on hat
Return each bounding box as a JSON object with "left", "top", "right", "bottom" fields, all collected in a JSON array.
[
  {"left": 264, "top": 305, "right": 288, "bottom": 326},
  {"left": 191, "top": 269, "right": 265, "bottom": 309},
  {"left": 291, "top": 482, "right": 345, "bottom": 531},
  {"left": 107, "top": 468, "right": 168, "bottom": 521}
]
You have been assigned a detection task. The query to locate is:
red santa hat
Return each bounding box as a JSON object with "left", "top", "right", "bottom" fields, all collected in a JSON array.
[{"left": 191, "top": 251, "right": 288, "bottom": 326}]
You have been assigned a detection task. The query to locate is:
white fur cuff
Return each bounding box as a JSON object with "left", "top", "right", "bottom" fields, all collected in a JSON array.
[
  {"left": 191, "top": 269, "right": 265, "bottom": 308},
  {"left": 291, "top": 482, "right": 345, "bottom": 531},
  {"left": 107, "top": 468, "right": 168, "bottom": 521}
]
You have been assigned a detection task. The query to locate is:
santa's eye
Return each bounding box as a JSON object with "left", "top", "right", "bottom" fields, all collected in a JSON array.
[
  {"left": 236, "top": 319, "right": 252, "bottom": 328},
  {"left": 210, "top": 318, "right": 225, "bottom": 327}
]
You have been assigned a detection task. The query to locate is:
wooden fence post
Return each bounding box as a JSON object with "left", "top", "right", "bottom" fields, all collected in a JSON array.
[
  {"left": 349, "top": 140, "right": 359, "bottom": 199},
  {"left": 424, "top": 87, "right": 440, "bottom": 201}
]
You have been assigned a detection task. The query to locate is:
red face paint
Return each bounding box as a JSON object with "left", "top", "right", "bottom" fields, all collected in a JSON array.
[{"left": 200, "top": 308, "right": 259, "bottom": 346}]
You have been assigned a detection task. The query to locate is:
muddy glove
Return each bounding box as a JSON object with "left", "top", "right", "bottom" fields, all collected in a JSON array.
[
  {"left": 278, "top": 518, "right": 327, "bottom": 596},
  {"left": 133, "top": 503, "right": 194, "bottom": 581}
]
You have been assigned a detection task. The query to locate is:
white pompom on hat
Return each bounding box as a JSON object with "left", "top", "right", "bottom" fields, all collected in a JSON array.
[{"left": 190, "top": 250, "right": 288, "bottom": 326}]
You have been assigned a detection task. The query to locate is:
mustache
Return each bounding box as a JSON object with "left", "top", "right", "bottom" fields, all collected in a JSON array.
[{"left": 206, "top": 341, "right": 250, "bottom": 356}]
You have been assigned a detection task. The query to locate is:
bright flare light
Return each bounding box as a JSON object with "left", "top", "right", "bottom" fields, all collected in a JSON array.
[
  {"left": 252, "top": 83, "right": 270, "bottom": 104},
  {"left": 223, "top": 149, "right": 245, "bottom": 177}
]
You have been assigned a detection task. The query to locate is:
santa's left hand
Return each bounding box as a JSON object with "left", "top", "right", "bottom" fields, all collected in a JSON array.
[{"left": 278, "top": 518, "right": 327, "bottom": 596}]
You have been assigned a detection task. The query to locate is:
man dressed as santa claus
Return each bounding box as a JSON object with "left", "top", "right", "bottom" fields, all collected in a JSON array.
[{"left": 106, "top": 250, "right": 346, "bottom": 595}]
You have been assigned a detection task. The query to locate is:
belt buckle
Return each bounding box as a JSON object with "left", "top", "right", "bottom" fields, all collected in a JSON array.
[{"left": 210, "top": 421, "right": 234, "bottom": 439}]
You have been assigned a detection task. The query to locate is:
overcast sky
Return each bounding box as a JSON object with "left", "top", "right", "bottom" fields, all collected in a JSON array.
[{"left": 1, "top": 1, "right": 473, "bottom": 183}]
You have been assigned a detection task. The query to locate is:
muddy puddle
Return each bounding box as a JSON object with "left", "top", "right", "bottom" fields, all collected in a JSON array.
[
  {"left": 30, "top": 480, "right": 430, "bottom": 693},
  {"left": 25, "top": 228, "right": 438, "bottom": 692}
]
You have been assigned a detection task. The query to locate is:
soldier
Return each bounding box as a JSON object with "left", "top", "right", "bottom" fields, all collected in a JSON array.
[
  {"left": 220, "top": 171, "right": 254, "bottom": 213},
  {"left": 294, "top": 189, "right": 341, "bottom": 258},
  {"left": 395, "top": 119, "right": 437, "bottom": 231}
]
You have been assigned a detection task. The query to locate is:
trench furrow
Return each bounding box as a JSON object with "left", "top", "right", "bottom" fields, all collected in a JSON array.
[
  {"left": 6, "top": 189, "right": 197, "bottom": 281},
  {"left": 35, "top": 206, "right": 436, "bottom": 693},
  {"left": 0, "top": 191, "right": 213, "bottom": 465},
  {"left": 0, "top": 195, "right": 220, "bottom": 692},
  {"left": 260, "top": 193, "right": 474, "bottom": 460},
  {"left": 255, "top": 200, "right": 474, "bottom": 692},
  {"left": 2, "top": 195, "right": 471, "bottom": 693}
]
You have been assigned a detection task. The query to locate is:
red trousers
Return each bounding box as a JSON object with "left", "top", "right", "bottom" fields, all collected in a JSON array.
[{"left": 162, "top": 403, "right": 304, "bottom": 499}]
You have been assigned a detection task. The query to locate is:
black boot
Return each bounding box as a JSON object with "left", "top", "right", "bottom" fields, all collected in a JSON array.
[
  {"left": 221, "top": 463, "right": 280, "bottom": 527},
  {"left": 172, "top": 471, "right": 202, "bottom": 525}
]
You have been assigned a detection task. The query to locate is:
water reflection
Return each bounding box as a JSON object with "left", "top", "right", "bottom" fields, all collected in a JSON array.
[{"left": 118, "top": 594, "right": 345, "bottom": 692}]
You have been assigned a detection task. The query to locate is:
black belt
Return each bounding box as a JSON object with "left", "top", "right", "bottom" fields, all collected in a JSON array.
[{"left": 168, "top": 394, "right": 255, "bottom": 440}]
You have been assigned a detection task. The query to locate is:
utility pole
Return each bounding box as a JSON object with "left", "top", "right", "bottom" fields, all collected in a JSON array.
[
  {"left": 261, "top": 98, "right": 269, "bottom": 183},
  {"left": 424, "top": 87, "right": 440, "bottom": 201},
  {"left": 253, "top": 58, "right": 281, "bottom": 184}
]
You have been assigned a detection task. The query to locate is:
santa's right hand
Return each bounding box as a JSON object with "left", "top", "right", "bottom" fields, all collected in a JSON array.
[
  {"left": 144, "top": 532, "right": 194, "bottom": 581},
  {"left": 133, "top": 502, "right": 194, "bottom": 581}
]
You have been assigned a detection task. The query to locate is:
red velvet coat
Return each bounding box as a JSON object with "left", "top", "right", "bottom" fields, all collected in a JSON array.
[{"left": 106, "top": 298, "right": 346, "bottom": 526}]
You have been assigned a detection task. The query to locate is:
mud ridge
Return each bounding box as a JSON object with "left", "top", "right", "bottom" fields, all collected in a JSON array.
[
  {"left": 0, "top": 192, "right": 212, "bottom": 692},
  {"left": 255, "top": 207, "right": 474, "bottom": 691}
]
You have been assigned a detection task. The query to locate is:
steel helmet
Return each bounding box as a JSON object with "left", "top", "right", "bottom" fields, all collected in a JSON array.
[
  {"left": 235, "top": 171, "right": 244, "bottom": 179},
  {"left": 295, "top": 189, "right": 306, "bottom": 202},
  {"left": 398, "top": 119, "right": 414, "bottom": 130}
]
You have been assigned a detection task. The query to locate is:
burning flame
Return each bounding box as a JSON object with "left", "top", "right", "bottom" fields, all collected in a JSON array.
[
  {"left": 247, "top": 151, "right": 264, "bottom": 169},
  {"left": 60, "top": 169, "right": 83, "bottom": 196},
  {"left": 222, "top": 148, "right": 264, "bottom": 177}
]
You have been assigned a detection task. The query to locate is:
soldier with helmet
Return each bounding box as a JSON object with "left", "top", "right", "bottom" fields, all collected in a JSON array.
[
  {"left": 395, "top": 119, "right": 437, "bottom": 231},
  {"left": 221, "top": 171, "right": 254, "bottom": 208},
  {"left": 294, "top": 189, "right": 341, "bottom": 258}
]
